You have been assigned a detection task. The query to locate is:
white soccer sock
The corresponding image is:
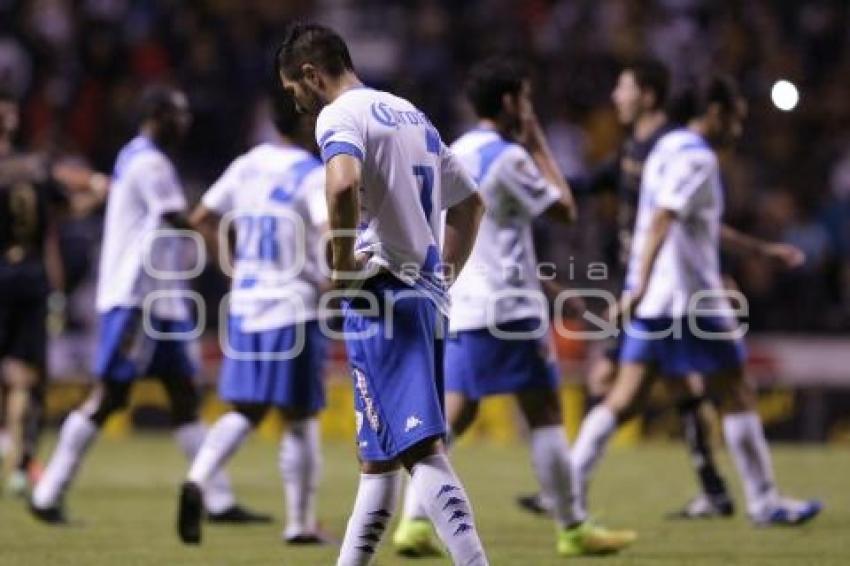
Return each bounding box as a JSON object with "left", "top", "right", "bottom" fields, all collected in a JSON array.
[
  {"left": 400, "top": 428, "right": 455, "bottom": 521},
  {"left": 337, "top": 470, "right": 401, "bottom": 566},
  {"left": 32, "top": 411, "right": 97, "bottom": 509},
  {"left": 280, "top": 417, "right": 322, "bottom": 539},
  {"left": 410, "top": 454, "right": 488, "bottom": 566},
  {"left": 530, "top": 425, "right": 583, "bottom": 527},
  {"left": 571, "top": 404, "right": 617, "bottom": 519},
  {"left": 722, "top": 411, "right": 779, "bottom": 516},
  {"left": 176, "top": 419, "right": 246, "bottom": 514}
]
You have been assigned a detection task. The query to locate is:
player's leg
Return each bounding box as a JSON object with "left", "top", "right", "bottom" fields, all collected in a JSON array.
[
  {"left": 2, "top": 359, "right": 40, "bottom": 494},
  {"left": 279, "top": 407, "right": 324, "bottom": 543},
  {"left": 517, "top": 387, "right": 635, "bottom": 556},
  {"left": 30, "top": 307, "right": 139, "bottom": 522},
  {"left": 393, "top": 391, "right": 478, "bottom": 557},
  {"left": 712, "top": 366, "right": 821, "bottom": 525},
  {"left": 572, "top": 361, "right": 654, "bottom": 519},
  {"left": 338, "top": 281, "right": 487, "bottom": 565},
  {"left": 668, "top": 373, "right": 734, "bottom": 518}
]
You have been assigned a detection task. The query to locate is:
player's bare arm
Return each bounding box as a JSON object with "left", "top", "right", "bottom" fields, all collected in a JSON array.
[
  {"left": 621, "top": 207, "right": 675, "bottom": 316},
  {"left": 443, "top": 192, "right": 484, "bottom": 287},
  {"left": 521, "top": 111, "right": 577, "bottom": 224},
  {"left": 324, "top": 152, "right": 365, "bottom": 288},
  {"left": 720, "top": 225, "right": 805, "bottom": 269}
]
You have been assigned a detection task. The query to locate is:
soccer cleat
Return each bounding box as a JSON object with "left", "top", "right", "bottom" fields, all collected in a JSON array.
[
  {"left": 206, "top": 504, "right": 273, "bottom": 524},
  {"left": 28, "top": 501, "right": 69, "bottom": 525},
  {"left": 284, "top": 528, "right": 338, "bottom": 546},
  {"left": 5, "top": 469, "right": 29, "bottom": 497},
  {"left": 751, "top": 498, "right": 822, "bottom": 526},
  {"left": 557, "top": 520, "right": 637, "bottom": 557},
  {"left": 668, "top": 493, "right": 734, "bottom": 519},
  {"left": 516, "top": 492, "right": 552, "bottom": 517},
  {"left": 392, "top": 518, "right": 443, "bottom": 557},
  {"left": 177, "top": 481, "right": 204, "bottom": 544}
]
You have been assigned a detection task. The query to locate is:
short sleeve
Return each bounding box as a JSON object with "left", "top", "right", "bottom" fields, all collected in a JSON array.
[
  {"left": 654, "top": 149, "right": 715, "bottom": 217},
  {"left": 497, "top": 146, "right": 561, "bottom": 218},
  {"left": 315, "top": 103, "right": 365, "bottom": 163},
  {"left": 136, "top": 154, "right": 186, "bottom": 214},
  {"left": 202, "top": 157, "right": 241, "bottom": 215},
  {"left": 301, "top": 166, "right": 328, "bottom": 227},
  {"left": 439, "top": 143, "right": 477, "bottom": 209}
]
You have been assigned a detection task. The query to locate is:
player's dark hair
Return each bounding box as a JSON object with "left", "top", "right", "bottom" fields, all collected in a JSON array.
[
  {"left": 138, "top": 84, "right": 183, "bottom": 123},
  {"left": 669, "top": 74, "right": 741, "bottom": 124},
  {"left": 269, "top": 87, "right": 300, "bottom": 137},
  {"left": 465, "top": 57, "right": 529, "bottom": 119},
  {"left": 623, "top": 58, "right": 670, "bottom": 109},
  {"left": 276, "top": 23, "right": 354, "bottom": 79}
]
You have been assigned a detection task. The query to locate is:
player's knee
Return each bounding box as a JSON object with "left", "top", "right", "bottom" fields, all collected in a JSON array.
[
  {"left": 85, "top": 382, "right": 131, "bottom": 426},
  {"left": 399, "top": 435, "right": 444, "bottom": 471},
  {"left": 234, "top": 403, "right": 269, "bottom": 426}
]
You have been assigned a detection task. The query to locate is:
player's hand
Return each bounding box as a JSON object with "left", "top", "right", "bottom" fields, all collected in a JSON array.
[
  {"left": 762, "top": 242, "right": 805, "bottom": 269},
  {"left": 331, "top": 252, "right": 372, "bottom": 291}
]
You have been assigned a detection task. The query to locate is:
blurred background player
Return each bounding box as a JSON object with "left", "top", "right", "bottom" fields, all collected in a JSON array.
[
  {"left": 571, "top": 75, "right": 822, "bottom": 527},
  {"left": 177, "top": 88, "right": 330, "bottom": 546},
  {"left": 29, "top": 85, "right": 267, "bottom": 525},
  {"left": 278, "top": 23, "right": 489, "bottom": 566},
  {"left": 393, "top": 57, "right": 635, "bottom": 558},
  {"left": 0, "top": 84, "right": 108, "bottom": 496},
  {"left": 517, "top": 59, "right": 736, "bottom": 520}
]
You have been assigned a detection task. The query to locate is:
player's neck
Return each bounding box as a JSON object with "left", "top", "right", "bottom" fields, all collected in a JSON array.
[
  {"left": 687, "top": 119, "right": 712, "bottom": 145},
  {"left": 633, "top": 110, "right": 666, "bottom": 141},
  {"left": 476, "top": 119, "right": 508, "bottom": 139},
  {"left": 140, "top": 124, "right": 173, "bottom": 153},
  {"left": 325, "top": 71, "right": 364, "bottom": 103}
]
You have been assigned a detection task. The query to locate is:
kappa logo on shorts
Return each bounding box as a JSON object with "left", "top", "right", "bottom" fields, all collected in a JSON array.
[
  {"left": 353, "top": 368, "right": 380, "bottom": 432},
  {"left": 404, "top": 415, "right": 423, "bottom": 433}
]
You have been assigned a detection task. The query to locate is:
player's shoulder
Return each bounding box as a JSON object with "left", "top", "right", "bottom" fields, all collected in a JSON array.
[
  {"left": 117, "top": 136, "right": 172, "bottom": 176},
  {"left": 657, "top": 129, "right": 714, "bottom": 158}
]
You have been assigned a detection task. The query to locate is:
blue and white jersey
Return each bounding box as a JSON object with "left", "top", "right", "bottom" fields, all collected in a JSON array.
[
  {"left": 627, "top": 128, "right": 731, "bottom": 318},
  {"left": 96, "top": 135, "right": 189, "bottom": 319},
  {"left": 202, "top": 143, "right": 327, "bottom": 332},
  {"left": 447, "top": 128, "right": 561, "bottom": 332},
  {"left": 314, "top": 87, "right": 476, "bottom": 313}
]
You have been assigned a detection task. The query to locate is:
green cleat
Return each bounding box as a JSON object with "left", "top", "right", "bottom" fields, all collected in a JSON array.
[
  {"left": 392, "top": 518, "right": 443, "bottom": 557},
  {"left": 557, "top": 520, "right": 637, "bottom": 557}
]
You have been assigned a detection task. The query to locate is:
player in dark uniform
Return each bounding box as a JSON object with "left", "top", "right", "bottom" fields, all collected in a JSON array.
[
  {"left": 0, "top": 85, "right": 109, "bottom": 495},
  {"left": 517, "top": 60, "right": 735, "bottom": 519}
]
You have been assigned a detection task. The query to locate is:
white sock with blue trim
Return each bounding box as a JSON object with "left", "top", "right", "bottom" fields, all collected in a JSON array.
[
  {"left": 409, "top": 454, "right": 488, "bottom": 566},
  {"left": 338, "top": 470, "right": 401, "bottom": 566},
  {"left": 530, "top": 425, "right": 583, "bottom": 527},
  {"left": 722, "top": 411, "right": 778, "bottom": 517}
]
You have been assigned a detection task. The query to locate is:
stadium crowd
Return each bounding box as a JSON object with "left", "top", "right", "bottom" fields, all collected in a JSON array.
[{"left": 1, "top": 0, "right": 849, "bottom": 333}]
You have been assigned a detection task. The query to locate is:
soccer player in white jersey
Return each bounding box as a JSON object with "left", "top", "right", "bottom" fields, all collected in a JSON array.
[
  {"left": 176, "top": 90, "right": 330, "bottom": 545},
  {"left": 571, "top": 75, "right": 822, "bottom": 526},
  {"left": 30, "top": 86, "right": 266, "bottom": 526},
  {"left": 278, "top": 23, "right": 488, "bottom": 566},
  {"left": 393, "top": 57, "right": 635, "bottom": 558}
]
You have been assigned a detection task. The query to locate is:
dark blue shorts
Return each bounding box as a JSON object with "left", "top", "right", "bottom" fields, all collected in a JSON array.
[
  {"left": 217, "top": 318, "right": 327, "bottom": 412},
  {"left": 445, "top": 318, "right": 559, "bottom": 400},
  {"left": 93, "top": 307, "right": 195, "bottom": 382},
  {"left": 619, "top": 316, "right": 746, "bottom": 377},
  {"left": 342, "top": 275, "right": 446, "bottom": 462}
]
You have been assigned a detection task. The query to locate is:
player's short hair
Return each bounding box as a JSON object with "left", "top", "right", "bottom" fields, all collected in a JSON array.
[
  {"left": 669, "top": 74, "right": 741, "bottom": 123},
  {"left": 622, "top": 58, "right": 670, "bottom": 109},
  {"left": 138, "top": 84, "right": 183, "bottom": 123},
  {"left": 276, "top": 23, "right": 354, "bottom": 79},
  {"left": 465, "top": 57, "right": 530, "bottom": 119},
  {"left": 269, "top": 86, "right": 300, "bottom": 137}
]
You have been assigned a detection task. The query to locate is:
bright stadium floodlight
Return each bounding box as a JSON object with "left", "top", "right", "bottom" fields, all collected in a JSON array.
[{"left": 771, "top": 79, "right": 799, "bottom": 111}]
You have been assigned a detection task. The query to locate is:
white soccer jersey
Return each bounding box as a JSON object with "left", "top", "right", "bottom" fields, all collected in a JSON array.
[
  {"left": 314, "top": 87, "right": 476, "bottom": 312},
  {"left": 202, "top": 143, "right": 328, "bottom": 332},
  {"left": 447, "top": 128, "right": 561, "bottom": 332},
  {"left": 626, "top": 128, "right": 732, "bottom": 318},
  {"left": 96, "top": 135, "right": 189, "bottom": 319}
]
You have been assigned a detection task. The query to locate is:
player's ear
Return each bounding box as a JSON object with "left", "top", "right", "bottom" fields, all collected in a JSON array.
[
  {"left": 501, "top": 92, "right": 516, "bottom": 116},
  {"left": 301, "top": 63, "right": 319, "bottom": 85}
]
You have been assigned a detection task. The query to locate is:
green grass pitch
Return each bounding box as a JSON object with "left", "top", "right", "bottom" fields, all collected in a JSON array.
[{"left": 1, "top": 435, "right": 848, "bottom": 565}]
